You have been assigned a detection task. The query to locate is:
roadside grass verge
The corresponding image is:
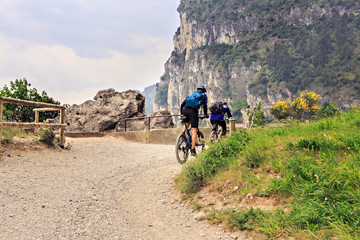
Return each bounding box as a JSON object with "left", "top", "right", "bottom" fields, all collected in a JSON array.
[
  {"left": 1, "top": 128, "right": 28, "bottom": 143},
  {"left": 175, "top": 130, "right": 250, "bottom": 195},
  {"left": 175, "top": 109, "right": 360, "bottom": 239}
]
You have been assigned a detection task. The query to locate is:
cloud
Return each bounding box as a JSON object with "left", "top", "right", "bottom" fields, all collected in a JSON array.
[
  {"left": 0, "top": 0, "right": 180, "bottom": 105},
  {"left": 0, "top": 33, "right": 171, "bottom": 105},
  {"left": 0, "top": 0, "right": 180, "bottom": 57}
]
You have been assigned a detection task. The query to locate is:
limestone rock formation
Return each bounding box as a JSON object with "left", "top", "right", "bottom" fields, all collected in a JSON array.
[
  {"left": 65, "top": 89, "right": 145, "bottom": 132},
  {"left": 148, "top": 110, "right": 174, "bottom": 129},
  {"left": 154, "top": 1, "right": 360, "bottom": 123}
]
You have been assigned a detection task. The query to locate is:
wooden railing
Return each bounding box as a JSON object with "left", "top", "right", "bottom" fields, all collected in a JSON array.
[{"left": 0, "top": 96, "right": 66, "bottom": 147}]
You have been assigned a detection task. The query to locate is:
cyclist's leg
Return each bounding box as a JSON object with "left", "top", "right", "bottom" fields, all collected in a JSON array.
[
  {"left": 210, "top": 119, "right": 219, "bottom": 140},
  {"left": 210, "top": 119, "right": 217, "bottom": 132},
  {"left": 191, "top": 127, "right": 197, "bottom": 149},
  {"left": 181, "top": 113, "right": 190, "bottom": 133},
  {"left": 219, "top": 120, "right": 227, "bottom": 139},
  {"left": 188, "top": 108, "right": 199, "bottom": 152}
]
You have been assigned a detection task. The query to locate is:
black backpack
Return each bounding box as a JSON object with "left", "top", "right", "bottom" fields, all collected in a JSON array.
[{"left": 209, "top": 102, "right": 223, "bottom": 114}]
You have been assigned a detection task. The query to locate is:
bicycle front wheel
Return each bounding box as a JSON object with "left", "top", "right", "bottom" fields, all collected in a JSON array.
[
  {"left": 175, "top": 133, "right": 189, "bottom": 164},
  {"left": 195, "top": 131, "right": 205, "bottom": 154}
]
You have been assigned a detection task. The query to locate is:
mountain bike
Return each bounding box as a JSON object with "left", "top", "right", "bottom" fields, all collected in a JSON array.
[
  {"left": 209, "top": 118, "right": 229, "bottom": 142},
  {"left": 175, "top": 117, "right": 205, "bottom": 164},
  {"left": 209, "top": 122, "right": 223, "bottom": 142}
]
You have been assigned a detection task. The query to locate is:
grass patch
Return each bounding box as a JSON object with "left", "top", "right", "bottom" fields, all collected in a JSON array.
[
  {"left": 175, "top": 131, "right": 250, "bottom": 194},
  {"left": 1, "top": 128, "right": 28, "bottom": 143},
  {"left": 176, "top": 109, "right": 360, "bottom": 239}
]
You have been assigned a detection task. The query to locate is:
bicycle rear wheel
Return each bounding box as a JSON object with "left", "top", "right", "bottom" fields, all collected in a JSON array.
[
  {"left": 175, "top": 133, "right": 189, "bottom": 164},
  {"left": 195, "top": 131, "right": 205, "bottom": 154},
  {"left": 209, "top": 130, "right": 218, "bottom": 142},
  {"left": 217, "top": 127, "right": 223, "bottom": 140}
]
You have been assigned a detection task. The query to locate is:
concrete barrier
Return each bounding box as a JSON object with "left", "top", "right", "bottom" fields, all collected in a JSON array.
[
  {"left": 64, "top": 124, "right": 244, "bottom": 145},
  {"left": 65, "top": 132, "right": 106, "bottom": 138},
  {"left": 111, "top": 127, "right": 211, "bottom": 145}
]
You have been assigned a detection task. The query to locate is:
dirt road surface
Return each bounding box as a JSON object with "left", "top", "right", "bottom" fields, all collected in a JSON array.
[{"left": 0, "top": 137, "right": 243, "bottom": 240}]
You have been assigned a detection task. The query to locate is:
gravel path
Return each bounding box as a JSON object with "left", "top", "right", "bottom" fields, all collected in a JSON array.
[{"left": 0, "top": 137, "right": 243, "bottom": 240}]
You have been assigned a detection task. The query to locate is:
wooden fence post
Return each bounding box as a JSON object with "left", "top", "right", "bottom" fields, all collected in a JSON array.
[
  {"left": 229, "top": 117, "right": 236, "bottom": 136},
  {"left": 0, "top": 100, "right": 3, "bottom": 146},
  {"left": 59, "top": 108, "right": 65, "bottom": 147},
  {"left": 34, "top": 111, "right": 39, "bottom": 134}
]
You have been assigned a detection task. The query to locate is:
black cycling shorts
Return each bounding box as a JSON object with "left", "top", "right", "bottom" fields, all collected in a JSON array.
[
  {"left": 210, "top": 119, "right": 227, "bottom": 135},
  {"left": 183, "top": 106, "right": 199, "bottom": 128}
]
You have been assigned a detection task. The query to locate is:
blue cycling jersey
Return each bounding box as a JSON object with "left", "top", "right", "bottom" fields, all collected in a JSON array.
[{"left": 210, "top": 105, "right": 232, "bottom": 120}]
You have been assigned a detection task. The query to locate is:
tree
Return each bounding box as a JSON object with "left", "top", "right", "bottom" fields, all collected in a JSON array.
[
  {"left": 0, "top": 78, "right": 61, "bottom": 122},
  {"left": 247, "top": 101, "right": 265, "bottom": 128}
]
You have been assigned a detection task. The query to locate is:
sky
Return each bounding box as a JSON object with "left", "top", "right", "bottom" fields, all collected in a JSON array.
[{"left": 0, "top": 0, "right": 180, "bottom": 105}]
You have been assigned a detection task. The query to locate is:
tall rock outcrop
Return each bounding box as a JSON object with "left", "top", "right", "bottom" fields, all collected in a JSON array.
[
  {"left": 65, "top": 89, "right": 145, "bottom": 132},
  {"left": 154, "top": 1, "right": 360, "bottom": 121}
]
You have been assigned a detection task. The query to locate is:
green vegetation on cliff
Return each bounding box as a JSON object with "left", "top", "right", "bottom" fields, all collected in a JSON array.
[
  {"left": 196, "top": 6, "right": 360, "bottom": 98},
  {"left": 176, "top": 108, "right": 360, "bottom": 239},
  {"left": 179, "top": 0, "right": 360, "bottom": 23},
  {"left": 154, "top": 71, "right": 171, "bottom": 107}
]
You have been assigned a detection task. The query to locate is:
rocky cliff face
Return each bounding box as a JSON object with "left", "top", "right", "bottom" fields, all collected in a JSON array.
[{"left": 154, "top": 1, "right": 360, "bottom": 121}]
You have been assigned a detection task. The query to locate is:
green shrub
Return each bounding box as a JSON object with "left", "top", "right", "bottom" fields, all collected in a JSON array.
[
  {"left": 176, "top": 131, "right": 250, "bottom": 194},
  {"left": 1, "top": 128, "right": 15, "bottom": 144},
  {"left": 296, "top": 137, "right": 336, "bottom": 151},
  {"left": 318, "top": 102, "right": 338, "bottom": 118},
  {"left": 244, "top": 145, "right": 267, "bottom": 168},
  {"left": 39, "top": 129, "right": 55, "bottom": 147},
  {"left": 230, "top": 207, "right": 266, "bottom": 230}
]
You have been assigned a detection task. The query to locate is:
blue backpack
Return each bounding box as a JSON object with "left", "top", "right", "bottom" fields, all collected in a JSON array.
[{"left": 186, "top": 91, "right": 206, "bottom": 109}]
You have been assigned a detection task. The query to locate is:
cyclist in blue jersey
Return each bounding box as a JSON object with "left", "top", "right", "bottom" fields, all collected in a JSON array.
[
  {"left": 180, "top": 86, "right": 209, "bottom": 156},
  {"left": 210, "top": 99, "right": 232, "bottom": 139}
]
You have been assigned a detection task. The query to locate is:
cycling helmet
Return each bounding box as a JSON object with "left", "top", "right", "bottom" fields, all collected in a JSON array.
[
  {"left": 222, "top": 99, "right": 227, "bottom": 104},
  {"left": 197, "top": 86, "right": 207, "bottom": 93}
]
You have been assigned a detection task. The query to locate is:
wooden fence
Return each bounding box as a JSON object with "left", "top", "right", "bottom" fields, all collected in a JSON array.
[
  {"left": 0, "top": 96, "right": 66, "bottom": 147},
  {"left": 122, "top": 115, "right": 237, "bottom": 135}
]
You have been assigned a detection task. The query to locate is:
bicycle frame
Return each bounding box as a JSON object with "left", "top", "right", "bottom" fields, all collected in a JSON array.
[
  {"left": 176, "top": 119, "right": 206, "bottom": 164},
  {"left": 180, "top": 122, "right": 204, "bottom": 152},
  {"left": 184, "top": 124, "right": 192, "bottom": 148}
]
